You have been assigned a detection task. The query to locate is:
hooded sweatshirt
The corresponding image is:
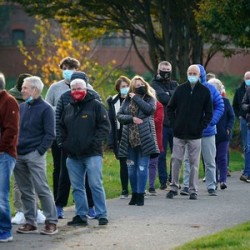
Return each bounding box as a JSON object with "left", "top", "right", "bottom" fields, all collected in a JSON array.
[{"left": 198, "top": 64, "right": 224, "bottom": 137}]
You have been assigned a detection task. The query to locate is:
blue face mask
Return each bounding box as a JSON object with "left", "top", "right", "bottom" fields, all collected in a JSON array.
[
  {"left": 120, "top": 87, "right": 129, "bottom": 96},
  {"left": 188, "top": 75, "right": 199, "bottom": 84},
  {"left": 25, "top": 96, "right": 33, "bottom": 103},
  {"left": 62, "top": 70, "right": 74, "bottom": 81},
  {"left": 245, "top": 80, "right": 250, "bottom": 86}
]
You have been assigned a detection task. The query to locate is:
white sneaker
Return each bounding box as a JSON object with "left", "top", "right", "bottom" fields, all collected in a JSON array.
[
  {"left": 11, "top": 212, "right": 26, "bottom": 225},
  {"left": 37, "top": 209, "right": 46, "bottom": 224}
]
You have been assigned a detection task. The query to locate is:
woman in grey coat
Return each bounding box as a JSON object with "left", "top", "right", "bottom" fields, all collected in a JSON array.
[{"left": 117, "top": 75, "right": 159, "bottom": 206}]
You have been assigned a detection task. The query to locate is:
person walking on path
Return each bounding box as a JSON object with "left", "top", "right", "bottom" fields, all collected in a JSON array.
[
  {"left": 0, "top": 72, "right": 19, "bottom": 242},
  {"left": 166, "top": 65, "right": 213, "bottom": 200},
  {"left": 45, "top": 57, "right": 80, "bottom": 219},
  {"left": 151, "top": 61, "right": 178, "bottom": 189},
  {"left": 180, "top": 64, "right": 224, "bottom": 196},
  {"left": 208, "top": 78, "right": 235, "bottom": 189},
  {"left": 107, "top": 76, "right": 131, "bottom": 199},
  {"left": 9, "top": 73, "right": 45, "bottom": 225},
  {"left": 57, "top": 78, "right": 110, "bottom": 226},
  {"left": 14, "top": 76, "right": 58, "bottom": 235},
  {"left": 240, "top": 71, "right": 250, "bottom": 182},
  {"left": 117, "top": 75, "right": 159, "bottom": 206}
]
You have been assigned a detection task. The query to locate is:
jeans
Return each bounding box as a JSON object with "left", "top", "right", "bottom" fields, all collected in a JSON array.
[
  {"left": 240, "top": 117, "right": 248, "bottom": 152},
  {"left": 66, "top": 155, "right": 107, "bottom": 219},
  {"left": 127, "top": 146, "right": 150, "bottom": 193},
  {"left": 244, "top": 129, "right": 250, "bottom": 176},
  {"left": 0, "top": 153, "right": 15, "bottom": 233},
  {"left": 157, "top": 126, "right": 173, "bottom": 185}
]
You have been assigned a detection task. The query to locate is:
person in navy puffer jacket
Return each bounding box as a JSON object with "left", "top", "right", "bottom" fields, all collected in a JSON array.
[{"left": 181, "top": 64, "right": 224, "bottom": 196}]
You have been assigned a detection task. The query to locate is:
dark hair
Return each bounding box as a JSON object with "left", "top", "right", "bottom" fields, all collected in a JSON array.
[
  {"left": 115, "top": 76, "right": 131, "bottom": 92},
  {"left": 0, "top": 72, "right": 6, "bottom": 90},
  {"left": 16, "top": 73, "right": 32, "bottom": 91},
  {"left": 59, "top": 57, "right": 80, "bottom": 70}
]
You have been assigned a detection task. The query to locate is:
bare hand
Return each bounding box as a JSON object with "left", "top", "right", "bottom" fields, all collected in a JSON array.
[
  {"left": 133, "top": 117, "right": 143, "bottom": 124},
  {"left": 129, "top": 93, "right": 135, "bottom": 98}
]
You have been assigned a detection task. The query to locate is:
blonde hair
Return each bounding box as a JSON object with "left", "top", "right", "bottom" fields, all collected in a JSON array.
[
  {"left": 129, "top": 75, "right": 155, "bottom": 99},
  {"left": 208, "top": 78, "right": 224, "bottom": 94}
]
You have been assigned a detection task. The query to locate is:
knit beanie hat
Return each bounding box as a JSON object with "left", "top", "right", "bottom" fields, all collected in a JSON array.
[
  {"left": 16, "top": 73, "right": 32, "bottom": 91},
  {"left": 70, "top": 71, "right": 88, "bottom": 82}
]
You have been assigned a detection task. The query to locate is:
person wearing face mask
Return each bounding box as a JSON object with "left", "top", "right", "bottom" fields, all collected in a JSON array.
[
  {"left": 240, "top": 71, "right": 250, "bottom": 182},
  {"left": 166, "top": 65, "right": 213, "bottom": 200},
  {"left": 106, "top": 76, "right": 131, "bottom": 199},
  {"left": 14, "top": 76, "right": 58, "bottom": 235},
  {"left": 57, "top": 79, "right": 110, "bottom": 226},
  {"left": 151, "top": 61, "right": 178, "bottom": 190},
  {"left": 117, "top": 75, "right": 160, "bottom": 206},
  {"left": 45, "top": 57, "right": 80, "bottom": 219}
]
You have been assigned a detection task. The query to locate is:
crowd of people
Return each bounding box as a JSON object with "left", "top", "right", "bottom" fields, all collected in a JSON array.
[{"left": 0, "top": 56, "right": 249, "bottom": 243}]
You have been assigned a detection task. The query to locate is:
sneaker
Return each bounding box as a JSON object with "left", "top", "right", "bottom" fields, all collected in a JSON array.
[
  {"left": 202, "top": 177, "right": 206, "bottom": 182},
  {"left": 160, "top": 184, "right": 167, "bottom": 190},
  {"left": 220, "top": 182, "right": 227, "bottom": 190},
  {"left": 0, "top": 231, "right": 13, "bottom": 242},
  {"left": 67, "top": 215, "right": 88, "bottom": 226},
  {"left": 240, "top": 175, "right": 250, "bottom": 183},
  {"left": 189, "top": 193, "right": 197, "bottom": 200},
  {"left": 148, "top": 187, "right": 157, "bottom": 196},
  {"left": 16, "top": 224, "right": 38, "bottom": 234},
  {"left": 166, "top": 190, "right": 178, "bottom": 199},
  {"left": 11, "top": 211, "right": 25, "bottom": 225},
  {"left": 98, "top": 217, "right": 108, "bottom": 226},
  {"left": 180, "top": 187, "right": 189, "bottom": 196},
  {"left": 208, "top": 189, "right": 217, "bottom": 196},
  {"left": 120, "top": 190, "right": 129, "bottom": 199},
  {"left": 40, "top": 223, "right": 58, "bottom": 235},
  {"left": 37, "top": 209, "right": 46, "bottom": 224},
  {"left": 56, "top": 206, "right": 64, "bottom": 219},
  {"left": 87, "top": 207, "right": 96, "bottom": 219},
  {"left": 227, "top": 171, "right": 231, "bottom": 177}
]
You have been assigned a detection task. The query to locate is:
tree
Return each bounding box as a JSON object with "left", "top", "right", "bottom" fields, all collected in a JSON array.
[
  {"left": 18, "top": 17, "right": 123, "bottom": 100},
  {"left": 195, "top": 0, "right": 250, "bottom": 67},
  {"left": 8, "top": 0, "right": 204, "bottom": 80}
]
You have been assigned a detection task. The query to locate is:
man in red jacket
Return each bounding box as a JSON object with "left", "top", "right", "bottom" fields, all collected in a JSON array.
[{"left": 0, "top": 72, "right": 19, "bottom": 242}]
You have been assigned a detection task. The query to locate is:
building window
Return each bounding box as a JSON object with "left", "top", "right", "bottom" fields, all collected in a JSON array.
[{"left": 12, "top": 29, "right": 25, "bottom": 46}]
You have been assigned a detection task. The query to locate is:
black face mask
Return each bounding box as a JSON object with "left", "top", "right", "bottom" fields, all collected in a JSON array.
[
  {"left": 159, "top": 70, "right": 171, "bottom": 80},
  {"left": 135, "top": 86, "right": 147, "bottom": 95}
]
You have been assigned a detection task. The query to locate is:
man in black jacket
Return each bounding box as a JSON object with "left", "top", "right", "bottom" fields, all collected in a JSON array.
[
  {"left": 166, "top": 65, "right": 213, "bottom": 200},
  {"left": 151, "top": 61, "right": 178, "bottom": 189},
  {"left": 58, "top": 78, "right": 110, "bottom": 226}
]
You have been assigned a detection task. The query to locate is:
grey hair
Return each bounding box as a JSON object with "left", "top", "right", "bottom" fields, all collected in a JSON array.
[
  {"left": 23, "top": 76, "right": 44, "bottom": 94},
  {"left": 70, "top": 79, "right": 86, "bottom": 89},
  {"left": 208, "top": 78, "right": 223, "bottom": 93},
  {"left": 244, "top": 71, "right": 250, "bottom": 79},
  {"left": 0, "top": 72, "right": 6, "bottom": 90}
]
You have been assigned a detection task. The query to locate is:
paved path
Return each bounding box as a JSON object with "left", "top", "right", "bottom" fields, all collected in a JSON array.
[{"left": 4, "top": 171, "right": 250, "bottom": 250}]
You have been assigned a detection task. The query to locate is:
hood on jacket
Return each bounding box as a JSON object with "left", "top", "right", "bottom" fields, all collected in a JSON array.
[{"left": 198, "top": 64, "right": 206, "bottom": 84}]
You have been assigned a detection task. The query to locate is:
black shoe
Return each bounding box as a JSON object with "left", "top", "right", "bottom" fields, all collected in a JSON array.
[
  {"left": 148, "top": 187, "right": 157, "bottom": 196},
  {"left": 220, "top": 183, "right": 227, "bottom": 190},
  {"left": 160, "top": 184, "right": 167, "bottom": 190},
  {"left": 180, "top": 187, "right": 189, "bottom": 196},
  {"left": 189, "top": 193, "right": 197, "bottom": 200},
  {"left": 240, "top": 175, "right": 250, "bottom": 183},
  {"left": 137, "top": 193, "right": 144, "bottom": 206},
  {"left": 98, "top": 218, "right": 108, "bottom": 226},
  {"left": 166, "top": 190, "right": 178, "bottom": 199},
  {"left": 67, "top": 215, "right": 88, "bottom": 226},
  {"left": 128, "top": 193, "right": 137, "bottom": 205},
  {"left": 120, "top": 190, "right": 129, "bottom": 199},
  {"left": 208, "top": 189, "right": 217, "bottom": 196}
]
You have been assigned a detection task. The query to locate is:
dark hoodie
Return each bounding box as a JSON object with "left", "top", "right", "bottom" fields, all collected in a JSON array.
[{"left": 232, "top": 81, "right": 247, "bottom": 119}]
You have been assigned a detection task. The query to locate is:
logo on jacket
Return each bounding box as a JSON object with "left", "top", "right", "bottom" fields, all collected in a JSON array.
[{"left": 81, "top": 115, "right": 88, "bottom": 118}]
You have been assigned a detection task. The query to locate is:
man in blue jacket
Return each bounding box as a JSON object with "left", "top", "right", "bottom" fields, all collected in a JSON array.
[
  {"left": 14, "top": 76, "right": 58, "bottom": 235},
  {"left": 181, "top": 64, "right": 224, "bottom": 196}
]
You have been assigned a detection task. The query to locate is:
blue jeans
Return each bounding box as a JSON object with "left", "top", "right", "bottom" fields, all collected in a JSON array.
[
  {"left": 240, "top": 117, "right": 247, "bottom": 152},
  {"left": 244, "top": 129, "right": 250, "bottom": 176},
  {"left": 127, "top": 146, "right": 150, "bottom": 193},
  {"left": 66, "top": 155, "right": 107, "bottom": 219},
  {"left": 0, "top": 153, "right": 15, "bottom": 233},
  {"left": 157, "top": 126, "right": 173, "bottom": 185}
]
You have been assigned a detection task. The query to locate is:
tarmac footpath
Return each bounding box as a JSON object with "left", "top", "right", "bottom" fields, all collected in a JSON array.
[{"left": 4, "top": 171, "right": 250, "bottom": 250}]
